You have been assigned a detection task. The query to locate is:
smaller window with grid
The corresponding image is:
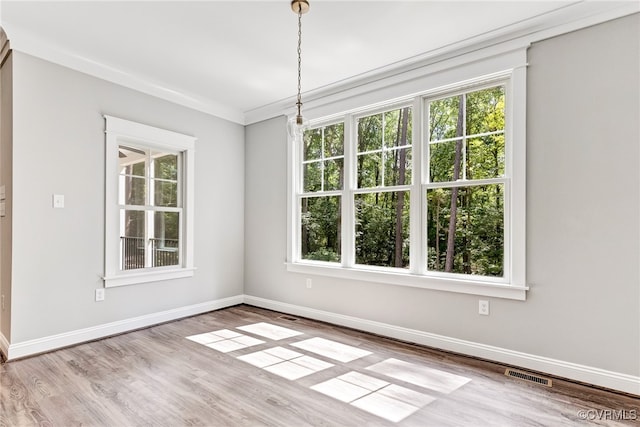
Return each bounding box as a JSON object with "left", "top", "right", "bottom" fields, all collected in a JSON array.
[
  {"left": 299, "top": 122, "right": 344, "bottom": 263},
  {"left": 355, "top": 106, "right": 412, "bottom": 269},
  {"left": 118, "top": 146, "right": 182, "bottom": 270},
  {"left": 104, "top": 116, "right": 196, "bottom": 287}
]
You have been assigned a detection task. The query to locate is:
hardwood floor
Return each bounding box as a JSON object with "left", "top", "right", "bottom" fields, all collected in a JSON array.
[{"left": 1, "top": 305, "right": 638, "bottom": 426}]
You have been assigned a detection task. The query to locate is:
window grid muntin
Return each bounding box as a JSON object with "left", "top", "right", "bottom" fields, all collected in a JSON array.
[
  {"left": 356, "top": 105, "right": 412, "bottom": 189},
  {"left": 301, "top": 122, "right": 345, "bottom": 194},
  {"left": 426, "top": 84, "right": 506, "bottom": 183},
  {"left": 118, "top": 144, "right": 184, "bottom": 271},
  {"left": 423, "top": 81, "right": 508, "bottom": 280},
  {"left": 295, "top": 77, "right": 513, "bottom": 285}
]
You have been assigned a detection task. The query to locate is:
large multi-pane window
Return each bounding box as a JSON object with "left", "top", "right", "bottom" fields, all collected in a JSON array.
[
  {"left": 104, "top": 116, "right": 195, "bottom": 288},
  {"left": 292, "top": 75, "right": 522, "bottom": 295}
]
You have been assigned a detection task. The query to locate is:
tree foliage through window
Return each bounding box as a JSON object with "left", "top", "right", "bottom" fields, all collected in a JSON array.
[
  {"left": 427, "top": 86, "right": 505, "bottom": 276},
  {"left": 297, "top": 84, "right": 507, "bottom": 279}
]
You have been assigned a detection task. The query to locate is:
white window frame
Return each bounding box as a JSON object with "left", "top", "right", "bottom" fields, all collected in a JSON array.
[
  {"left": 422, "top": 79, "right": 510, "bottom": 283},
  {"left": 287, "top": 48, "right": 528, "bottom": 300},
  {"left": 351, "top": 102, "right": 413, "bottom": 271},
  {"left": 103, "top": 116, "right": 196, "bottom": 287},
  {"left": 298, "top": 120, "right": 345, "bottom": 264}
]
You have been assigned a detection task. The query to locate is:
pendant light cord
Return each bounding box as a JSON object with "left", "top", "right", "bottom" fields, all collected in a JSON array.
[{"left": 296, "top": 4, "right": 303, "bottom": 121}]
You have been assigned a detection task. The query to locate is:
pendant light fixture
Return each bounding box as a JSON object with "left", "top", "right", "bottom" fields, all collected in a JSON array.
[{"left": 287, "top": 0, "right": 310, "bottom": 139}]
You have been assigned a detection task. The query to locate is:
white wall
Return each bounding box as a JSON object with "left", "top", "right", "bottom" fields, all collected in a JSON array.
[
  {"left": 9, "top": 52, "right": 245, "bottom": 343},
  {"left": 245, "top": 14, "right": 639, "bottom": 384}
]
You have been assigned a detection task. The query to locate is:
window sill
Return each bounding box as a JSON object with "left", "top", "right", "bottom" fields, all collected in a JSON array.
[
  {"left": 103, "top": 267, "right": 195, "bottom": 288},
  {"left": 286, "top": 262, "right": 528, "bottom": 300}
]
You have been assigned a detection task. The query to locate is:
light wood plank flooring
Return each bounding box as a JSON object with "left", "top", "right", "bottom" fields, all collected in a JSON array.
[{"left": 1, "top": 305, "right": 638, "bottom": 426}]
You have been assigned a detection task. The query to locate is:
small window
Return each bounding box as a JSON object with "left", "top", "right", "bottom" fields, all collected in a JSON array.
[
  {"left": 104, "top": 116, "right": 195, "bottom": 287},
  {"left": 299, "top": 122, "right": 344, "bottom": 263},
  {"left": 118, "top": 146, "right": 182, "bottom": 270},
  {"left": 355, "top": 106, "right": 412, "bottom": 269}
]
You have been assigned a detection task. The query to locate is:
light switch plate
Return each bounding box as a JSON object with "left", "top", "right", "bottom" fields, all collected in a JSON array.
[{"left": 53, "top": 194, "right": 64, "bottom": 208}]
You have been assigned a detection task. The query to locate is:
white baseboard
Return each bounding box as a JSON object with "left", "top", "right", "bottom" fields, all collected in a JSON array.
[
  {"left": 243, "top": 295, "right": 640, "bottom": 396},
  {"left": 4, "top": 295, "right": 243, "bottom": 360},
  {"left": 3, "top": 294, "right": 637, "bottom": 396}
]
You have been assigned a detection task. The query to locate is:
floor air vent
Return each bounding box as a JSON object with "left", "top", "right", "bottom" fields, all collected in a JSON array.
[
  {"left": 278, "top": 315, "right": 299, "bottom": 321},
  {"left": 505, "top": 368, "right": 552, "bottom": 387}
]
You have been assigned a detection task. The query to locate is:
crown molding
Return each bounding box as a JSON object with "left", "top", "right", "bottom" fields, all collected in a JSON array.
[
  {"left": 245, "top": 1, "right": 640, "bottom": 125},
  {"left": 2, "top": 22, "right": 246, "bottom": 125},
  {"left": 2, "top": 2, "right": 638, "bottom": 126}
]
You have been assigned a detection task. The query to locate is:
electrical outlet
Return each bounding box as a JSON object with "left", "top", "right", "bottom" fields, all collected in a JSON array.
[
  {"left": 95, "top": 288, "right": 105, "bottom": 302},
  {"left": 479, "top": 300, "right": 490, "bottom": 316},
  {"left": 306, "top": 278, "right": 312, "bottom": 289}
]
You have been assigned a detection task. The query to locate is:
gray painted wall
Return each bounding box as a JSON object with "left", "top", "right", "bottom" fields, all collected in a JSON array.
[
  {"left": 1, "top": 52, "right": 13, "bottom": 341},
  {"left": 244, "top": 15, "right": 640, "bottom": 376},
  {"left": 9, "top": 52, "right": 245, "bottom": 342}
]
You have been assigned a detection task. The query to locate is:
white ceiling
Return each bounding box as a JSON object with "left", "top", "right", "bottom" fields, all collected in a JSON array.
[{"left": 1, "top": 1, "right": 638, "bottom": 124}]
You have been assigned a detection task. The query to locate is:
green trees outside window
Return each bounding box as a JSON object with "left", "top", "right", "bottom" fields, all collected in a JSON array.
[
  {"left": 356, "top": 107, "right": 412, "bottom": 268},
  {"left": 297, "top": 83, "right": 507, "bottom": 279},
  {"left": 301, "top": 124, "right": 344, "bottom": 262},
  {"left": 427, "top": 86, "right": 505, "bottom": 276}
]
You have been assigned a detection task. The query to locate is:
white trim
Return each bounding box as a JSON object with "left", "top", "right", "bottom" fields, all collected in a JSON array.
[
  {"left": 410, "top": 97, "right": 423, "bottom": 275},
  {"left": 286, "top": 262, "right": 527, "bottom": 301},
  {"left": 4, "top": 24, "right": 244, "bottom": 124},
  {"left": 3, "top": 295, "right": 638, "bottom": 395},
  {"left": 3, "top": 295, "right": 243, "bottom": 360},
  {"left": 286, "top": 118, "right": 297, "bottom": 265},
  {"left": 102, "top": 267, "right": 196, "bottom": 288},
  {"left": 298, "top": 47, "right": 528, "bottom": 126},
  {"left": 105, "top": 115, "right": 196, "bottom": 149},
  {"left": 104, "top": 116, "right": 196, "bottom": 287},
  {"left": 3, "top": 3, "right": 636, "bottom": 125},
  {"left": 291, "top": 66, "right": 526, "bottom": 298},
  {"left": 245, "top": 2, "right": 640, "bottom": 124},
  {"left": 509, "top": 65, "right": 527, "bottom": 287},
  {"left": 243, "top": 295, "right": 640, "bottom": 396}
]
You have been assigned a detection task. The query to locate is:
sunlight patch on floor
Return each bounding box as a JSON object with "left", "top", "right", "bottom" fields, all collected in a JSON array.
[
  {"left": 237, "top": 322, "right": 304, "bottom": 340},
  {"left": 366, "top": 358, "right": 471, "bottom": 394},
  {"left": 186, "top": 329, "right": 265, "bottom": 353},
  {"left": 186, "top": 325, "right": 471, "bottom": 423},
  {"left": 311, "top": 371, "right": 435, "bottom": 423},
  {"left": 291, "top": 337, "right": 372, "bottom": 362},
  {"left": 238, "top": 346, "right": 334, "bottom": 380}
]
